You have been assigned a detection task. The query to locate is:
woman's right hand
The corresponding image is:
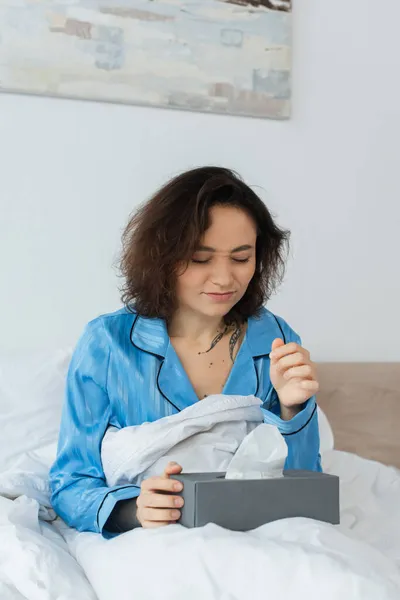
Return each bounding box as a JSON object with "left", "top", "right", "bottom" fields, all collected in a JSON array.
[{"left": 136, "top": 461, "right": 184, "bottom": 528}]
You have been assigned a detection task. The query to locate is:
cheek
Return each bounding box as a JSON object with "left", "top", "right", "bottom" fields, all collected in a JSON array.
[
  {"left": 238, "top": 263, "right": 256, "bottom": 285},
  {"left": 176, "top": 267, "right": 205, "bottom": 293}
]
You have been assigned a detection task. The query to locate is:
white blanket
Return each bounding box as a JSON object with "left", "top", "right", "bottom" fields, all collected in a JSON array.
[
  {"left": 1, "top": 394, "right": 400, "bottom": 600},
  {"left": 62, "top": 394, "right": 400, "bottom": 600},
  {"left": 101, "top": 394, "right": 264, "bottom": 486},
  {"left": 64, "top": 515, "right": 400, "bottom": 600},
  {"left": 0, "top": 495, "right": 96, "bottom": 600}
]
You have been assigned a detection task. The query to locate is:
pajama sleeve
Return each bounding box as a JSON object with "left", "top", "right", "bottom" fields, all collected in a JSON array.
[
  {"left": 49, "top": 321, "right": 140, "bottom": 537},
  {"left": 260, "top": 317, "right": 322, "bottom": 472}
]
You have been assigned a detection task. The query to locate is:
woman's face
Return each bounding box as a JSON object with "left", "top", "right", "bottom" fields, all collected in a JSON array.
[{"left": 175, "top": 205, "right": 257, "bottom": 319}]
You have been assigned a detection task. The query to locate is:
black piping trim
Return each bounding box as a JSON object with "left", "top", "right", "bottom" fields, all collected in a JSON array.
[
  {"left": 281, "top": 403, "right": 317, "bottom": 437},
  {"left": 156, "top": 360, "right": 181, "bottom": 413},
  {"left": 253, "top": 353, "right": 270, "bottom": 360},
  {"left": 97, "top": 485, "right": 139, "bottom": 530},
  {"left": 130, "top": 313, "right": 181, "bottom": 413},
  {"left": 254, "top": 360, "right": 260, "bottom": 398},
  {"left": 272, "top": 314, "right": 287, "bottom": 344},
  {"left": 129, "top": 313, "right": 165, "bottom": 359},
  {"left": 252, "top": 314, "right": 287, "bottom": 359},
  {"left": 129, "top": 312, "right": 139, "bottom": 338}
]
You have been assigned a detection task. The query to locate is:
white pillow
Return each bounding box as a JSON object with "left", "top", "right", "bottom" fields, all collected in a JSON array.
[{"left": 0, "top": 349, "right": 72, "bottom": 473}]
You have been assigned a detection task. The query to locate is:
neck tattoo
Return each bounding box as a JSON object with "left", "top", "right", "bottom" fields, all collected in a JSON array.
[{"left": 198, "top": 321, "right": 242, "bottom": 363}]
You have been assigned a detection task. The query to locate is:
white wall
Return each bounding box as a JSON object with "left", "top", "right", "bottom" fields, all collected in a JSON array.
[{"left": 1, "top": 0, "right": 399, "bottom": 361}]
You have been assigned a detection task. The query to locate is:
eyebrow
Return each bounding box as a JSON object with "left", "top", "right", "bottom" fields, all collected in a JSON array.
[{"left": 195, "top": 244, "right": 253, "bottom": 254}]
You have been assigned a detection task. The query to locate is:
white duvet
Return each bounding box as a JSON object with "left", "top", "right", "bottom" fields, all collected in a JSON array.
[
  {"left": 0, "top": 394, "right": 400, "bottom": 600},
  {"left": 0, "top": 495, "right": 96, "bottom": 600}
]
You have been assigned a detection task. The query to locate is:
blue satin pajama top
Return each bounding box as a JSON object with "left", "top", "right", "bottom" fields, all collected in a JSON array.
[{"left": 49, "top": 306, "right": 321, "bottom": 537}]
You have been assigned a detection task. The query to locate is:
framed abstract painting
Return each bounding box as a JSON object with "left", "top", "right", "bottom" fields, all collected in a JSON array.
[{"left": 0, "top": 0, "right": 292, "bottom": 119}]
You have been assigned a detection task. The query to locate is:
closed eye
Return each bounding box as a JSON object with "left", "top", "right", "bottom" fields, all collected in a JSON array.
[{"left": 191, "top": 258, "right": 250, "bottom": 264}]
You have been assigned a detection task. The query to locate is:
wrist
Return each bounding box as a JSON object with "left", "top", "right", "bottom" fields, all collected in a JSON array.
[
  {"left": 279, "top": 404, "right": 302, "bottom": 421},
  {"left": 105, "top": 497, "right": 140, "bottom": 533}
]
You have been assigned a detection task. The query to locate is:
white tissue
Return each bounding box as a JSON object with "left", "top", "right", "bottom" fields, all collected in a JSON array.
[{"left": 225, "top": 423, "right": 288, "bottom": 479}]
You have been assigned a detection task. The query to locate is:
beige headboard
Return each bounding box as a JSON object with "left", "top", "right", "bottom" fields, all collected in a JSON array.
[{"left": 316, "top": 363, "right": 400, "bottom": 469}]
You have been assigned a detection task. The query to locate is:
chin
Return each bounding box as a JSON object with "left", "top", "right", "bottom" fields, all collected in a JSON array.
[{"left": 202, "top": 303, "right": 235, "bottom": 317}]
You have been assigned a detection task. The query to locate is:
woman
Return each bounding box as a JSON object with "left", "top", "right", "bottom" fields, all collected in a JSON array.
[{"left": 49, "top": 166, "right": 321, "bottom": 538}]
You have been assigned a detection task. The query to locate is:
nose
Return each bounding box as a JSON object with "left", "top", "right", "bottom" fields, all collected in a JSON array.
[{"left": 209, "top": 259, "right": 234, "bottom": 289}]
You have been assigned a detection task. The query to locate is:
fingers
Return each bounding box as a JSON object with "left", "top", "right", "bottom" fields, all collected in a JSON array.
[
  {"left": 138, "top": 507, "right": 182, "bottom": 524},
  {"left": 137, "top": 495, "right": 183, "bottom": 528},
  {"left": 270, "top": 342, "right": 310, "bottom": 363},
  {"left": 273, "top": 351, "right": 308, "bottom": 373},
  {"left": 300, "top": 379, "right": 319, "bottom": 392},
  {"left": 283, "top": 364, "right": 315, "bottom": 381},
  {"left": 277, "top": 362, "right": 319, "bottom": 392},
  {"left": 163, "top": 462, "right": 183, "bottom": 477},
  {"left": 141, "top": 520, "right": 171, "bottom": 529},
  {"left": 271, "top": 338, "right": 285, "bottom": 353},
  {"left": 141, "top": 475, "right": 183, "bottom": 494},
  {"left": 137, "top": 491, "right": 184, "bottom": 510},
  {"left": 136, "top": 462, "right": 184, "bottom": 528},
  {"left": 136, "top": 489, "right": 183, "bottom": 527},
  {"left": 138, "top": 464, "right": 185, "bottom": 529}
]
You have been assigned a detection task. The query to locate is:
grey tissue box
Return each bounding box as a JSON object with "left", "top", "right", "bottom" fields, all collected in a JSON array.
[{"left": 171, "top": 470, "right": 340, "bottom": 530}]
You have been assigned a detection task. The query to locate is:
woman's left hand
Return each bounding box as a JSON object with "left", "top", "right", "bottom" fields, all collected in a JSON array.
[{"left": 269, "top": 338, "right": 319, "bottom": 420}]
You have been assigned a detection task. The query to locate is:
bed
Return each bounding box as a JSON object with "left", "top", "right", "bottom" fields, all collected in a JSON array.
[{"left": 0, "top": 352, "right": 399, "bottom": 600}]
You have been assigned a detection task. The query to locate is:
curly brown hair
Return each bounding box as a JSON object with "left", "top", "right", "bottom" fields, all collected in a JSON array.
[{"left": 118, "top": 166, "right": 290, "bottom": 325}]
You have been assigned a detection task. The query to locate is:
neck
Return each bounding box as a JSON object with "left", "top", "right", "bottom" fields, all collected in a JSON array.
[{"left": 167, "top": 307, "right": 226, "bottom": 345}]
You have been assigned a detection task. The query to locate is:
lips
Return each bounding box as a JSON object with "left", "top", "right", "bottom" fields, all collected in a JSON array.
[{"left": 205, "top": 292, "right": 234, "bottom": 301}]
